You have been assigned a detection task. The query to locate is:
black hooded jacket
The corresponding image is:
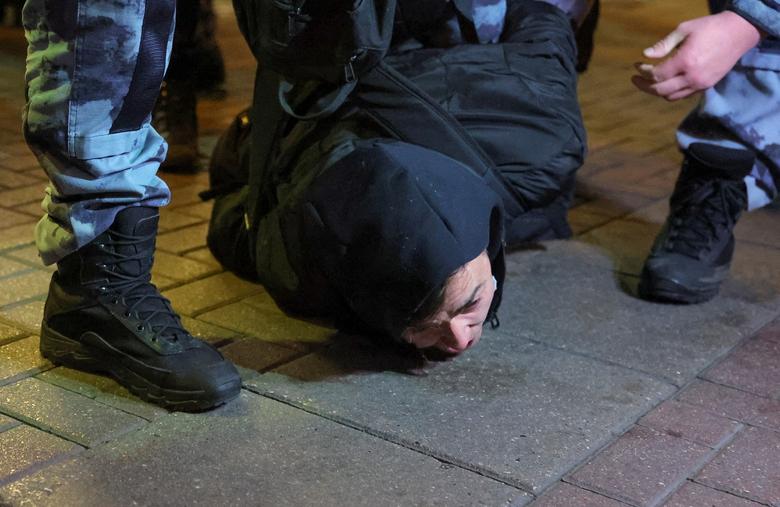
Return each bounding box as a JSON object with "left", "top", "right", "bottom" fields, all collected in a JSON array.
[{"left": 209, "top": 0, "right": 584, "bottom": 340}]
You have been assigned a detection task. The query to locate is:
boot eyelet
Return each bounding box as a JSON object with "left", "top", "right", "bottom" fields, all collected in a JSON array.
[
  {"left": 111, "top": 298, "right": 119, "bottom": 305},
  {"left": 137, "top": 325, "right": 145, "bottom": 331},
  {"left": 124, "top": 312, "right": 131, "bottom": 318}
]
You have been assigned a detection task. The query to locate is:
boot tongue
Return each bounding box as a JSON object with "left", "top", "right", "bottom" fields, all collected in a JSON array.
[
  {"left": 110, "top": 206, "right": 159, "bottom": 277},
  {"left": 687, "top": 143, "right": 755, "bottom": 180}
]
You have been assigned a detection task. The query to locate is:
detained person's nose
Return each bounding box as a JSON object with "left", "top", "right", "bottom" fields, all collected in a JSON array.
[{"left": 442, "top": 320, "right": 475, "bottom": 353}]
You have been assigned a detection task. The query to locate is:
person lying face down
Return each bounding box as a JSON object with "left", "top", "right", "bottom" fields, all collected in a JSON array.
[{"left": 290, "top": 140, "right": 506, "bottom": 356}]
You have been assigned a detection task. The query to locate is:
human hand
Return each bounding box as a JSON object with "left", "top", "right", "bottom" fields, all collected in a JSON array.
[{"left": 631, "top": 11, "right": 762, "bottom": 101}]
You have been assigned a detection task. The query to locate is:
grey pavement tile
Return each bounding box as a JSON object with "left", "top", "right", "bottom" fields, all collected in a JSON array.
[
  {"left": 677, "top": 379, "right": 780, "bottom": 432},
  {"left": 0, "top": 378, "right": 146, "bottom": 447},
  {"left": 198, "top": 302, "right": 334, "bottom": 347},
  {"left": 664, "top": 481, "right": 765, "bottom": 507},
  {"left": 0, "top": 270, "right": 51, "bottom": 307},
  {"left": 0, "top": 299, "right": 44, "bottom": 335},
  {"left": 568, "top": 425, "right": 712, "bottom": 507},
  {"left": 499, "top": 241, "right": 776, "bottom": 385},
  {"left": 0, "top": 425, "right": 82, "bottom": 487},
  {"left": 695, "top": 426, "right": 780, "bottom": 506},
  {"left": 245, "top": 334, "right": 673, "bottom": 493},
  {"left": 0, "top": 336, "right": 50, "bottom": 386},
  {"left": 0, "top": 392, "right": 528, "bottom": 507},
  {"left": 163, "top": 271, "right": 261, "bottom": 316},
  {"left": 36, "top": 368, "right": 168, "bottom": 422}
]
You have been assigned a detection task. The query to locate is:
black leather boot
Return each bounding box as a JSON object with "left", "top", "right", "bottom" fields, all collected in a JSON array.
[
  {"left": 153, "top": 79, "right": 200, "bottom": 173},
  {"left": 638, "top": 143, "right": 754, "bottom": 304},
  {"left": 41, "top": 206, "right": 241, "bottom": 411}
]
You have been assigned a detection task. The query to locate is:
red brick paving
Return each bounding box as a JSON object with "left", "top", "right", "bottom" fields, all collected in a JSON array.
[{"left": 637, "top": 400, "right": 741, "bottom": 448}]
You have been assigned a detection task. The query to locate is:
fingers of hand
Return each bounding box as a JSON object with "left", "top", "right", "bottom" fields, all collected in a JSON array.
[{"left": 643, "top": 28, "right": 688, "bottom": 59}]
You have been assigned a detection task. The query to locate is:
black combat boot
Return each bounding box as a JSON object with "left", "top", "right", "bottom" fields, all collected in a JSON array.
[
  {"left": 153, "top": 79, "right": 200, "bottom": 173},
  {"left": 41, "top": 206, "right": 241, "bottom": 411},
  {"left": 638, "top": 143, "right": 754, "bottom": 304}
]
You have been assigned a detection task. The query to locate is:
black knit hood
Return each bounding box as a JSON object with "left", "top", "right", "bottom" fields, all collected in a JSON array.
[{"left": 298, "top": 139, "right": 505, "bottom": 340}]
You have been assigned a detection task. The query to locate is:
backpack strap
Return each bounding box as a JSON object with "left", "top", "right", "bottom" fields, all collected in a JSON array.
[{"left": 354, "top": 61, "right": 528, "bottom": 219}]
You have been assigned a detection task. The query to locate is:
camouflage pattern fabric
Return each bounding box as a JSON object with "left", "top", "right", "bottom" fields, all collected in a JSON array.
[
  {"left": 472, "top": 0, "right": 506, "bottom": 43},
  {"left": 22, "top": 0, "right": 175, "bottom": 264},
  {"left": 677, "top": 0, "right": 780, "bottom": 210}
]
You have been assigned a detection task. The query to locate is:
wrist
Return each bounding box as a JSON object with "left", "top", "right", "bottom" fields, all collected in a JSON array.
[{"left": 720, "top": 10, "right": 764, "bottom": 46}]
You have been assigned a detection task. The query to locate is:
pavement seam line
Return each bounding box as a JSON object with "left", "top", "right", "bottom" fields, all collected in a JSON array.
[{"left": 242, "top": 384, "right": 536, "bottom": 495}]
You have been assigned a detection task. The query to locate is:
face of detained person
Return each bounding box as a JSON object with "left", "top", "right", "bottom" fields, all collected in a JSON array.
[{"left": 401, "top": 251, "right": 495, "bottom": 355}]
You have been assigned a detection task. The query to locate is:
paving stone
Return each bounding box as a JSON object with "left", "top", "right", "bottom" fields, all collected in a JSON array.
[
  {"left": 702, "top": 323, "right": 780, "bottom": 399},
  {"left": 0, "top": 299, "right": 44, "bottom": 335},
  {"left": 0, "top": 184, "right": 45, "bottom": 207},
  {"left": 532, "top": 483, "right": 628, "bottom": 506},
  {"left": 582, "top": 213, "right": 780, "bottom": 308},
  {"left": 182, "top": 246, "right": 222, "bottom": 267},
  {"left": 165, "top": 184, "right": 207, "bottom": 209},
  {"left": 36, "top": 368, "right": 168, "bottom": 422},
  {"left": 0, "top": 255, "right": 28, "bottom": 278},
  {"left": 179, "top": 315, "right": 240, "bottom": 344},
  {"left": 0, "top": 392, "right": 528, "bottom": 507},
  {"left": 155, "top": 222, "right": 209, "bottom": 254},
  {"left": 175, "top": 200, "right": 213, "bottom": 220},
  {"left": 246, "top": 334, "right": 673, "bottom": 493},
  {"left": 0, "top": 425, "right": 81, "bottom": 487},
  {"left": 637, "top": 400, "right": 741, "bottom": 448},
  {"left": 0, "top": 270, "right": 51, "bottom": 306},
  {"left": 150, "top": 272, "right": 177, "bottom": 291},
  {"left": 0, "top": 322, "right": 25, "bottom": 345},
  {"left": 4, "top": 244, "right": 51, "bottom": 269},
  {"left": 199, "top": 302, "right": 333, "bottom": 346},
  {"left": 0, "top": 167, "right": 41, "bottom": 189},
  {"left": 664, "top": 481, "right": 764, "bottom": 507},
  {"left": 0, "top": 378, "right": 146, "bottom": 447},
  {"left": 736, "top": 206, "right": 780, "bottom": 249},
  {"left": 152, "top": 250, "right": 218, "bottom": 281},
  {"left": 13, "top": 201, "right": 44, "bottom": 217},
  {"left": 0, "top": 336, "right": 50, "bottom": 386},
  {"left": 677, "top": 379, "right": 780, "bottom": 432},
  {"left": 499, "top": 241, "right": 776, "bottom": 385},
  {"left": 568, "top": 425, "right": 712, "bottom": 507},
  {"left": 220, "top": 337, "right": 304, "bottom": 372},
  {"left": 0, "top": 413, "right": 19, "bottom": 433},
  {"left": 163, "top": 271, "right": 260, "bottom": 316},
  {"left": 695, "top": 427, "right": 780, "bottom": 506},
  {"left": 0, "top": 206, "right": 34, "bottom": 229},
  {"left": 157, "top": 209, "right": 202, "bottom": 232},
  {"left": 0, "top": 223, "right": 34, "bottom": 251}
]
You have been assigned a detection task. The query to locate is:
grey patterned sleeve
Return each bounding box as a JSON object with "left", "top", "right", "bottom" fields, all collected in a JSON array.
[{"left": 729, "top": 0, "right": 780, "bottom": 38}]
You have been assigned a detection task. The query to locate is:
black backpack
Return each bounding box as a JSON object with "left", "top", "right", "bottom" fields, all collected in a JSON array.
[{"left": 232, "top": 0, "right": 397, "bottom": 118}]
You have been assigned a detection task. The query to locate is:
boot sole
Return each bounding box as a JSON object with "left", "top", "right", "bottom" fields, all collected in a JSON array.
[
  {"left": 40, "top": 324, "right": 241, "bottom": 412},
  {"left": 637, "top": 270, "right": 723, "bottom": 305}
]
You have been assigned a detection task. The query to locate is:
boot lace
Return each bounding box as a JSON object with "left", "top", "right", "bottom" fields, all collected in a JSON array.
[
  {"left": 93, "top": 230, "right": 189, "bottom": 345},
  {"left": 665, "top": 178, "right": 744, "bottom": 259}
]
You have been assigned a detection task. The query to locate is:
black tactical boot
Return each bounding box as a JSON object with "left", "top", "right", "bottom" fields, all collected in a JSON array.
[
  {"left": 153, "top": 79, "right": 200, "bottom": 173},
  {"left": 638, "top": 143, "right": 754, "bottom": 304},
  {"left": 40, "top": 206, "right": 241, "bottom": 411}
]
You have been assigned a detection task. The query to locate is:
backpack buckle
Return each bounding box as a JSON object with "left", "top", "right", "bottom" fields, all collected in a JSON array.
[{"left": 344, "top": 54, "right": 358, "bottom": 83}]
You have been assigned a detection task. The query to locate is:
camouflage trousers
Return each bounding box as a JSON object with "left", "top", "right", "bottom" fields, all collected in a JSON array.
[
  {"left": 22, "top": 0, "right": 176, "bottom": 264},
  {"left": 677, "top": 1, "right": 780, "bottom": 210}
]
